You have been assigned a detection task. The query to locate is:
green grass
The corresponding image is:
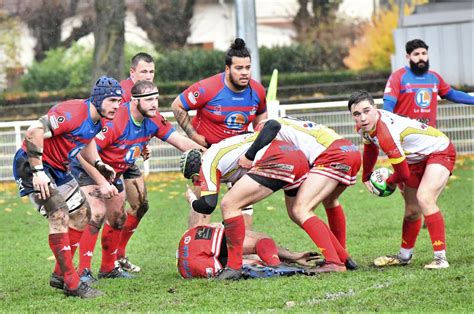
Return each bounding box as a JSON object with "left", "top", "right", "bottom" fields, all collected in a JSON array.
[{"left": 0, "top": 158, "right": 473, "bottom": 312}]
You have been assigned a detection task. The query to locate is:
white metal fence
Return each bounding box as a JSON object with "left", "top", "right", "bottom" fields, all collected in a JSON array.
[{"left": 1, "top": 99, "right": 473, "bottom": 182}]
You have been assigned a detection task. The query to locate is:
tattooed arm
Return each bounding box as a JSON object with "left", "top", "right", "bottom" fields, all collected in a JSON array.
[
  {"left": 25, "top": 116, "right": 52, "bottom": 199},
  {"left": 171, "top": 96, "right": 209, "bottom": 148}
]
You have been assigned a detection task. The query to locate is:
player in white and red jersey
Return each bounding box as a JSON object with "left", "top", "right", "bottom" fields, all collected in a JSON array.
[
  {"left": 349, "top": 90, "right": 456, "bottom": 270},
  {"left": 181, "top": 134, "right": 314, "bottom": 280},
  {"left": 177, "top": 225, "right": 319, "bottom": 279},
  {"left": 383, "top": 39, "right": 473, "bottom": 127},
  {"left": 12, "top": 76, "right": 123, "bottom": 298},
  {"left": 70, "top": 80, "right": 204, "bottom": 280},
  {"left": 237, "top": 117, "right": 361, "bottom": 273}
]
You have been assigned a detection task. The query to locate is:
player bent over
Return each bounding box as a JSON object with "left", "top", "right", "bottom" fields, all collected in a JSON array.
[
  {"left": 12, "top": 76, "right": 123, "bottom": 298},
  {"left": 239, "top": 117, "right": 361, "bottom": 271},
  {"left": 348, "top": 90, "right": 455, "bottom": 269},
  {"left": 182, "top": 134, "right": 348, "bottom": 279},
  {"left": 177, "top": 225, "right": 320, "bottom": 278},
  {"left": 71, "top": 80, "right": 205, "bottom": 281}
]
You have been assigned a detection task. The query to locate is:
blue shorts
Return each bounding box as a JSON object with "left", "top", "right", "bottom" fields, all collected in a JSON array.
[
  {"left": 69, "top": 158, "right": 124, "bottom": 193},
  {"left": 13, "top": 149, "right": 74, "bottom": 197}
]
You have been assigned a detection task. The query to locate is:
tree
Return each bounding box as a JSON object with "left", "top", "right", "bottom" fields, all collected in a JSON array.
[
  {"left": 92, "top": 0, "right": 125, "bottom": 81},
  {"left": 292, "top": 0, "right": 362, "bottom": 70},
  {"left": 134, "top": 0, "right": 195, "bottom": 51},
  {"left": 17, "top": 0, "right": 94, "bottom": 61}
]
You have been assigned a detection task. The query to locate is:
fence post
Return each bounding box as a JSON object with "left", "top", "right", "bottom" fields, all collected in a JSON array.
[{"left": 15, "top": 124, "right": 22, "bottom": 150}]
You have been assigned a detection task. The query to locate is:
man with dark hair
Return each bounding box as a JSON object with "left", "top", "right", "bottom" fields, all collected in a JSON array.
[
  {"left": 172, "top": 38, "right": 268, "bottom": 229},
  {"left": 349, "top": 90, "right": 456, "bottom": 270},
  {"left": 383, "top": 38, "right": 473, "bottom": 127},
  {"left": 73, "top": 80, "right": 204, "bottom": 279},
  {"left": 12, "top": 76, "right": 123, "bottom": 298},
  {"left": 121, "top": 52, "right": 155, "bottom": 102},
  {"left": 115, "top": 52, "right": 156, "bottom": 273}
]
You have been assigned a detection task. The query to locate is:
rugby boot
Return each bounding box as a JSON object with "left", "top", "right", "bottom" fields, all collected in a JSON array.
[
  {"left": 80, "top": 268, "right": 98, "bottom": 285},
  {"left": 98, "top": 266, "right": 135, "bottom": 279},
  {"left": 344, "top": 257, "right": 359, "bottom": 270},
  {"left": 215, "top": 267, "right": 243, "bottom": 280},
  {"left": 374, "top": 253, "right": 412, "bottom": 267},
  {"left": 115, "top": 256, "right": 141, "bottom": 273},
  {"left": 49, "top": 273, "right": 64, "bottom": 290},
  {"left": 424, "top": 256, "right": 449, "bottom": 269},
  {"left": 63, "top": 282, "right": 103, "bottom": 299}
]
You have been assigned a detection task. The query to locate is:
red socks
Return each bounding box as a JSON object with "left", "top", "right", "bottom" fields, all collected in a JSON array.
[
  {"left": 117, "top": 214, "right": 140, "bottom": 259},
  {"left": 255, "top": 238, "right": 281, "bottom": 266},
  {"left": 424, "top": 211, "right": 446, "bottom": 252},
  {"left": 401, "top": 217, "right": 422, "bottom": 249},
  {"left": 325, "top": 205, "right": 346, "bottom": 248},
  {"left": 53, "top": 227, "right": 82, "bottom": 276},
  {"left": 301, "top": 216, "right": 342, "bottom": 264},
  {"left": 100, "top": 223, "right": 122, "bottom": 273},
  {"left": 78, "top": 222, "right": 101, "bottom": 274},
  {"left": 49, "top": 233, "right": 80, "bottom": 289},
  {"left": 223, "top": 215, "right": 246, "bottom": 270}
]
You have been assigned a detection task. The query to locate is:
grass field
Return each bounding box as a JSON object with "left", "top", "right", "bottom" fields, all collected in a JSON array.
[{"left": 0, "top": 158, "right": 472, "bottom": 312}]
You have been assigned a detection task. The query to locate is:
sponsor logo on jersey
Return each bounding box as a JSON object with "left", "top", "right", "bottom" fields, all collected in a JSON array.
[
  {"left": 415, "top": 88, "right": 431, "bottom": 108},
  {"left": 183, "top": 236, "right": 191, "bottom": 245},
  {"left": 224, "top": 111, "right": 248, "bottom": 130},
  {"left": 49, "top": 116, "right": 64, "bottom": 130},
  {"left": 187, "top": 91, "right": 198, "bottom": 105},
  {"left": 124, "top": 144, "right": 142, "bottom": 164},
  {"left": 330, "top": 163, "right": 351, "bottom": 172}
]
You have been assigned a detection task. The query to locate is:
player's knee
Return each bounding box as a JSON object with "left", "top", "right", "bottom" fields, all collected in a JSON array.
[
  {"left": 135, "top": 200, "right": 149, "bottom": 220},
  {"left": 416, "top": 193, "right": 435, "bottom": 210},
  {"left": 41, "top": 188, "right": 69, "bottom": 218}
]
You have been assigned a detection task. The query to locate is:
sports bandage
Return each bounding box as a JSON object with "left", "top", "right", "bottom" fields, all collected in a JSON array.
[{"left": 131, "top": 91, "right": 159, "bottom": 99}]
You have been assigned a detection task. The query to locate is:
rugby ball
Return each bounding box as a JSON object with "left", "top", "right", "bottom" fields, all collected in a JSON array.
[{"left": 370, "top": 167, "right": 395, "bottom": 197}]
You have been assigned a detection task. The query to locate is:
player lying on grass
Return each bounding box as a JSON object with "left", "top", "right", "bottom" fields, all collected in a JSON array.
[
  {"left": 177, "top": 224, "right": 321, "bottom": 279},
  {"left": 348, "top": 90, "right": 456, "bottom": 269}
]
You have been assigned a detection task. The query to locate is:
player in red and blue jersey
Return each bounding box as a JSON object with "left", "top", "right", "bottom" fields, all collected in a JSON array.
[
  {"left": 383, "top": 39, "right": 474, "bottom": 127},
  {"left": 172, "top": 38, "right": 267, "bottom": 229},
  {"left": 171, "top": 38, "right": 267, "bottom": 147},
  {"left": 120, "top": 52, "right": 155, "bottom": 102},
  {"left": 71, "top": 80, "right": 204, "bottom": 280},
  {"left": 12, "top": 76, "right": 123, "bottom": 298},
  {"left": 116, "top": 52, "right": 158, "bottom": 273}
]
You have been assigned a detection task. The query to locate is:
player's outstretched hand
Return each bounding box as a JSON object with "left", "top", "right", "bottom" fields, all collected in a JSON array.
[
  {"left": 290, "top": 251, "right": 323, "bottom": 267},
  {"left": 95, "top": 160, "right": 116, "bottom": 182}
]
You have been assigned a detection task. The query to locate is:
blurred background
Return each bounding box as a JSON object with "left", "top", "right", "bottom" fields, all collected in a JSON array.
[{"left": 0, "top": 0, "right": 472, "bottom": 120}]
